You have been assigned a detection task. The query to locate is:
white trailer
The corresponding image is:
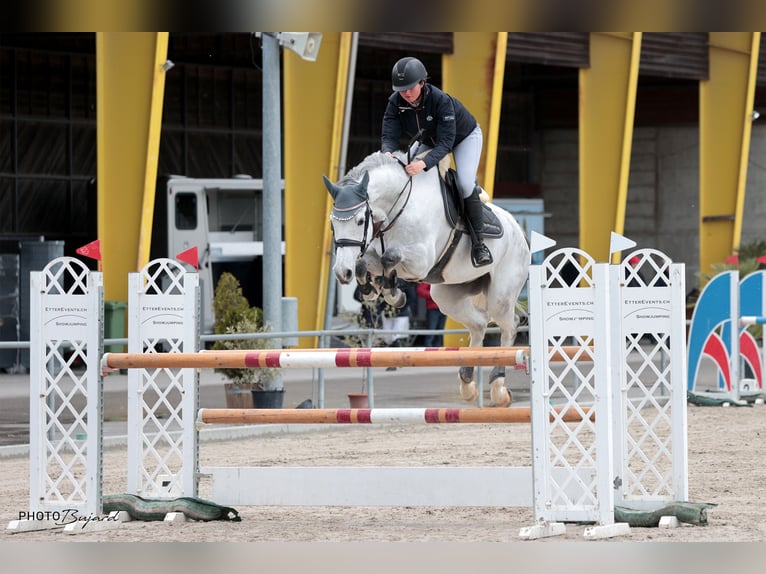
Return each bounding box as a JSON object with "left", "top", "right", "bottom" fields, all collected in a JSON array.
[{"left": 151, "top": 175, "right": 284, "bottom": 333}]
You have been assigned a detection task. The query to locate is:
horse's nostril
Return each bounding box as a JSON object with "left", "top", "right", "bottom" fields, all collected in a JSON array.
[{"left": 335, "top": 268, "right": 353, "bottom": 284}]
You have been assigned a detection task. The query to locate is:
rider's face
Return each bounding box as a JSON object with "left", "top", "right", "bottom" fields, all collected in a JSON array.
[{"left": 399, "top": 81, "right": 423, "bottom": 105}]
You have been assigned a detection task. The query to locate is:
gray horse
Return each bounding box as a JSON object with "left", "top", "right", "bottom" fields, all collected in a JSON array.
[{"left": 324, "top": 151, "right": 530, "bottom": 406}]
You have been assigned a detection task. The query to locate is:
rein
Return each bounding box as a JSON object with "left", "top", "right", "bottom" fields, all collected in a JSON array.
[
  {"left": 377, "top": 176, "right": 413, "bottom": 236},
  {"left": 378, "top": 130, "right": 422, "bottom": 238},
  {"left": 375, "top": 128, "right": 425, "bottom": 238}
]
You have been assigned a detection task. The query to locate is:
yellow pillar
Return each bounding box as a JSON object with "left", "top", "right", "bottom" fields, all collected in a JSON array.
[
  {"left": 579, "top": 32, "right": 641, "bottom": 263},
  {"left": 700, "top": 33, "right": 760, "bottom": 277},
  {"left": 136, "top": 34, "right": 170, "bottom": 271},
  {"left": 283, "top": 33, "right": 349, "bottom": 344},
  {"left": 442, "top": 33, "right": 507, "bottom": 345},
  {"left": 96, "top": 32, "right": 168, "bottom": 302},
  {"left": 443, "top": 32, "right": 507, "bottom": 196}
]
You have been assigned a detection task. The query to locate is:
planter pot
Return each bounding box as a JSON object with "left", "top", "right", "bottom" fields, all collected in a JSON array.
[
  {"left": 224, "top": 383, "right": 255, "bottom": 408},
  {"left": 251, "top": 389, "right": 286, "bottom": 409},
  {"left": 347, "top": 393, "right": 369, "bottom": 408}
]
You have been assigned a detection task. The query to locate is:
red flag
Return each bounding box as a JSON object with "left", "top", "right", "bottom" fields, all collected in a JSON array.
[
  {"left": 176, "top": 246, "right": 199, "bottom": 270},
  {"left": 757, "top": 254, "right": 766, "bottom": 265},
  {"left": 725, "top": 254, "right": 739, "bottom": 265},
  {"left": 76, "top": 239, "right": 102, "bottom": 261}
]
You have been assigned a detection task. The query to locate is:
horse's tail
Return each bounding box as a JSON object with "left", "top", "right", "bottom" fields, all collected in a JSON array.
[{"left": 515, "top": 302, "right": 529, "bottom": 327}]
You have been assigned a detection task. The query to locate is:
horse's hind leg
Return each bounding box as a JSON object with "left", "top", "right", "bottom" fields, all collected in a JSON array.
[
  {"left": 457, "top": 317, "right": 492, "bottom": 403},
  {"left": 489, "top": 364, "right": 512, "bottom": 407},
  {"left": 459, "top": 365, "right": 478, "bottom": 402},
  {"left": 486, "top": 292, "right": 523, "bottom": 407},
  {"left": 432, "top": 284, "right": 488, "bottom": 404}
]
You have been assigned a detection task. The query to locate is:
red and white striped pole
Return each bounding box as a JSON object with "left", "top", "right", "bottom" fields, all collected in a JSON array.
[{"left": 196, "top": 406, "right": 593, "bottom": 426}]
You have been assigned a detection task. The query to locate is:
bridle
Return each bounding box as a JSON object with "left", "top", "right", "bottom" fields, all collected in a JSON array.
[
  {"left": 332, "top": 173, "right": 414, "bottom": 259},
  {"left": 331, "top": 130, "right": 423, "bottom": 257}
]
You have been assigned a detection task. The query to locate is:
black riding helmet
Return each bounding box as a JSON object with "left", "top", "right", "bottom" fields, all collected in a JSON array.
[{"left": 391, "top": 57, "right": 428, "bottom": 92}]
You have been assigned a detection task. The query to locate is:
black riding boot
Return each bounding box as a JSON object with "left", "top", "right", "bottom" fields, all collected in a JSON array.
[{"left": 464, "top": 187, "right": 493, "bottom": 267}]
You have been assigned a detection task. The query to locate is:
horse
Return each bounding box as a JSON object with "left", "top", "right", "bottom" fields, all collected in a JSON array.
[{"left": 323, "top": 150, "right": 530, "bottom": 406}]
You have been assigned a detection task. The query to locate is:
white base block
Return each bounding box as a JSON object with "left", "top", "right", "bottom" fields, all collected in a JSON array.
[
  {"left": 519, "top": 522, "right": 566, "bottom": 540},
  {"left": 583, "top": 522, "right": 631, "bottom": 540},
  {"left": 6, "top": 520, "right": 61, "bottom": 533},
  {"left": 164, "top": 512, "right": 187, "bottom": 523},
  {"left": 203, "top": 466, "right": 534, "bottom": 506},
  {"left": 659, "top": 515, "right": 679, "bottom": 529}
]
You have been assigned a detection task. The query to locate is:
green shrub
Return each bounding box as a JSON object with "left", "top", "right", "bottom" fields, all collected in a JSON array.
[{"left": 211, "top": 272, "right": 278, "bottom": 388}]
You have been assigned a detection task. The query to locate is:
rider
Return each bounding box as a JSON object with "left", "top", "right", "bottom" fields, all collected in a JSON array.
[{"left": 380, "top": 56, "right": 493, "bottom": 267}]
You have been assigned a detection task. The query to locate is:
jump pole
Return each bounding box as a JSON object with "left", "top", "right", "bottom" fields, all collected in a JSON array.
[
  {"left": 202, "top": 345, "right": 590, "bottom": 363},
  {"left": 197, "top": 406, "right": 594, "bottom": 426},
  {"left": 739, "top": 316, "right": 766, "bottom": 326},
  {"left": 104, "top": 345, "right": 596, "bottom": 371},
  {"left": 103, "top": 347, "right": 529, "bottom": 370}
]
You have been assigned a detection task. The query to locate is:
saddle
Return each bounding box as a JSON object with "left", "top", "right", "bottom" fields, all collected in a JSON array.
[{"left": 421, "top": 156, "right": 504, "bottom": 283}]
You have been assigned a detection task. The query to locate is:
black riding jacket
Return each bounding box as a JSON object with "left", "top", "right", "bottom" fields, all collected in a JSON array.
[{"left": 380, "top": 83, "right": 478, "bottom": 171}]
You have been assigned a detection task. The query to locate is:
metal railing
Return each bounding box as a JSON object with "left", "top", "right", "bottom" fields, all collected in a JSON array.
[{"left": 1, "top": 324, "right": 529, "bottom": 408}]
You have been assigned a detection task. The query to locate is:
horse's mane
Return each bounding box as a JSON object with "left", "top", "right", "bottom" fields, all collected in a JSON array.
[{"left": 339, "top": 151, "right": 407, "bottom": 186}]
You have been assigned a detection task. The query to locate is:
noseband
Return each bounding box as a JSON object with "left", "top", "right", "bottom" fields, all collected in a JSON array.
[{"left": 331, "top": 200, "right": 373, "bottom": 257}]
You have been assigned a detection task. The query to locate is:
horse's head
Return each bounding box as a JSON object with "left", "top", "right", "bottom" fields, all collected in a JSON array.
[{"left": 323, "top": 171, "right": 372, "bottom": 284}]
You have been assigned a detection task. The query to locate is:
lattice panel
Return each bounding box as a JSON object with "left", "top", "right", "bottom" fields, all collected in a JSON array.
[
  {"left": 546, "top": 251, "right": 597, "bottom": 513},
  {"left": 615, "top": 249, "right": 687, "bottom": 507},
  {"left": 127, "top": 259, "right": 199, "bottom": 498},
  {"left": 29, "top": 257, "right": 102, "bottom": 515},
  {"left": 529, "top": 248, "right": 614, "bottom": 524},
  {"left": 136, "top": 351, "right": 186, "bottom": 496},
  {"left": 42, "top": 339, "right": 90, "bottom": 504},
  {"left": 622, "top": 333, "right": 674, "bottom": 498}
]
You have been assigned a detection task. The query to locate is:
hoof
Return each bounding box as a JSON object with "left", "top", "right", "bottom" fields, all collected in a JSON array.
[
  {"left": 384, "top": 290, "right": 406, "bottom": 308},
  {"left": 459, "top": 381, "right": 478, "bottom": 402},
  {"left": 362, "top": 291, "right": 379, "bottom": 302},
  {"left": 490, "top": 379, "right": 512, "bottom": 407}
]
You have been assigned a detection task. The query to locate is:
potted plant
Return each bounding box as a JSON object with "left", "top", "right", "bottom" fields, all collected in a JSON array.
[{"left": 212, "top": 272, "right": 282, "bottom": 408}]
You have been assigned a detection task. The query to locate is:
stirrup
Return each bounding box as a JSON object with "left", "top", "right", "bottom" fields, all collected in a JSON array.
[{"left": 471, "top": 243, "right": 493, "bottom": 267}]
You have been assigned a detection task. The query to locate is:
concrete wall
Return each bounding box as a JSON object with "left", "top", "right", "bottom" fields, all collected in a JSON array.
[
  {"left": 538, "top": 130, "right": 579, "bottom": 249},
  {"left": 652, "top": 127, "right": 699, "bottom": 290},
  {"left": 742, "top": 126, "right": 766, "bottom": 249},
  {"left": 539, "top": 126, "right": 703, "bottom": 292}
]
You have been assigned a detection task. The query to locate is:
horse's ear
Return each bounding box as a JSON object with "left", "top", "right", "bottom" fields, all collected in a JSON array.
[
  {"left": 361, "top": 171, "right": 369, "bottom": 187},
  {"left": 322, "top": 175, "right": 338, "bottom": 199}
]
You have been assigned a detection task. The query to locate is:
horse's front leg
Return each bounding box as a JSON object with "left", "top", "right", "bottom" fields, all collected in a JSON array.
[
  {"left": 380, "top": 248, "right": 406, "bottom": 308},
  {"left": 355, "top": 257, "right": 382, "bottom": 302}
]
